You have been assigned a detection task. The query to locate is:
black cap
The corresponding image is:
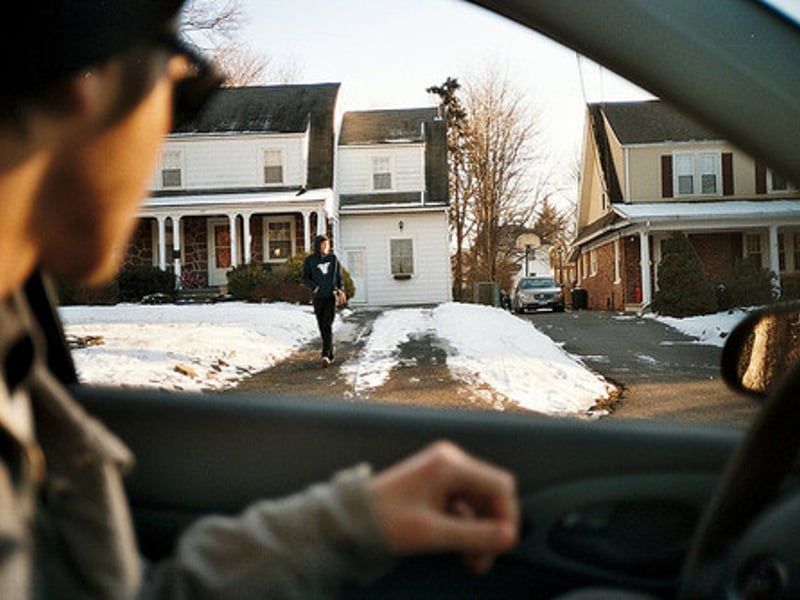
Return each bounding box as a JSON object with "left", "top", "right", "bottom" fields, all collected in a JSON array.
[{"left": 7, "top": 1, "right": 185, "bottom": 97}]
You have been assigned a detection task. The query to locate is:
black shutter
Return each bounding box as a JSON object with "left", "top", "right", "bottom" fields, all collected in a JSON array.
[
  {"left": 661, "top": 155, "right": 673, "bottom": 198},
  {"left": 722, "top": 153, "right": 734, "bottom": 195},
  {"left": 755, "top": 162, "right": 767, "bottom": 194}
]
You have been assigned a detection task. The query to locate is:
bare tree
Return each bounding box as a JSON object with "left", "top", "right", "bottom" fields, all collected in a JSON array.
[
  {"left": 462, "top": 66, "right": 542, "bottom": 284},
  {"left": 181, "top": 0, "right": 245, "bottom": 50},
  {"left": 181, "top": 0, "right": 300, "bottom": 86}
]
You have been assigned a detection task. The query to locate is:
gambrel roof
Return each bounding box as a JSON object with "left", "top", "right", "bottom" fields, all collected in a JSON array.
[
  {"left": 596, "top": 100, "right": 721, "bottom": 145},
  {"left": 173, "top": 83, "right": 340, "bottom": 134},
  {"left": 339, "top": 107, "right": 439, "bottom": 145}
]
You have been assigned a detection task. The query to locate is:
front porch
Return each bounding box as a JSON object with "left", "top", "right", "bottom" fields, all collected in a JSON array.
[
  {"left": 573, "top": 200, "right": 800, "bottom": 312},
  {"left": 125, "top": 189, "right": 336, "bottom": 289}
]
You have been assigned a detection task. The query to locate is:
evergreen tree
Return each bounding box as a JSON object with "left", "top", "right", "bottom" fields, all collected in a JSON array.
[
  {"left": 652, "top": 232, "right": 717, "bottom": 316},
  {"left": 724, "top": 256, "right": 776, "bottom": 308},
  {"left": 533, "top": 196, "right": 570, "bottom": 246},
  {"left": 427, "top": 78, "right": 470, "bottom": 300}
]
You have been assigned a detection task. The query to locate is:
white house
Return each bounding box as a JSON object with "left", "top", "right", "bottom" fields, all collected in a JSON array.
[
  {"left": 125, "top": 85, "right": 452, "bottom": 306},
  {"left": 337, "top": 108, "right": 452, "bottom": 306}
]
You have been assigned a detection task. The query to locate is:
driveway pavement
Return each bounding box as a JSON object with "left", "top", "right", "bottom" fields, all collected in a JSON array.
[
  {"left": 235, "top": 305, "right": 761, "bottom": 427},
  {"left": 526, "top": 309, "right": 760, "bottom": 427}
]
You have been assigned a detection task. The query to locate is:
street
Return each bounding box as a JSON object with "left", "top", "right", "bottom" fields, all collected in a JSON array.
[{"left": 526, "top": 309, "right": 760, "bottom": 427}]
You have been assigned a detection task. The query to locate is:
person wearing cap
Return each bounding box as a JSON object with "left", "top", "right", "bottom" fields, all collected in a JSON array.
[
  {"left": 302, "top": 233, "right": 344, "bottom": 366},
  {"left": 0, "top": 2, "right": 518, "bottom": 597}
]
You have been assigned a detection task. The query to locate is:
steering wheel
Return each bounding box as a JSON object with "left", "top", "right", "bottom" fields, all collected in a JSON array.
[{"left": 677, "top": 360, "right": 800, "bottom": 598}]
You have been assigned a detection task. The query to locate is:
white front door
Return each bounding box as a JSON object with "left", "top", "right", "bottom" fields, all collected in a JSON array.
[
  {"left": 344, "top": 247, "right": 367, "bottom": 304},
  {"left": 207, "top": 218, "right": 232, "bottom": 286}
]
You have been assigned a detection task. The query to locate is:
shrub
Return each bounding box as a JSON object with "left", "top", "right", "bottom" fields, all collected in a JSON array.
[
  {"left": 652, "top": 232, "right": 718, "bottom": 317},
  {"left": 228, "top": 255, "right": 355, "bottom": 303},
  {"left": 341, "top": 265, "right": 355, "bottom": 300},
  {"left": 57, "top": 279, "right": 120, "bottom": 306},
  {"left": 723, "top": 256, "right": 777, "bottom": 308},
  {"left": 117, "top": 265, "right": 175, "bottom": 303},
  {"left": 284, "top": 252, "right": 307, "bottom": 283},
  {"left": 227, "top": 262, "right": 271, "bottom": 301}
]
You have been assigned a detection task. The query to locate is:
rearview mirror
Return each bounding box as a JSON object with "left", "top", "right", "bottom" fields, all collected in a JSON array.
[{"left": 721, "top": 302, "right": 800, "bottom": 397}]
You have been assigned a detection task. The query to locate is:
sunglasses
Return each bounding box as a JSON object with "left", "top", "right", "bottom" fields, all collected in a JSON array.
[{"left": 157, "top": 33, "right": 225, "bottom": 127}]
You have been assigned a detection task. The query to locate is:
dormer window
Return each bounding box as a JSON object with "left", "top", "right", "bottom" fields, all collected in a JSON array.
[
  {"left": 768, "top": 169, "right": 796, "bottom": 193},
  {"left": 263, "top": 149, "right": 284, "bottom": 185},
  {"left": 674, "top": 152, "right": 720, "bottom": 196},
  {"left": 372, "top": 156, "right": 393, "bottom": 191},
  {"left": 161, "top": 149, "right": 183, "bottom": 188}
]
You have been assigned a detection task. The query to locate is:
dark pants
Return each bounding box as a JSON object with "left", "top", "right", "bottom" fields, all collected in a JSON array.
[{"left": 313, "top": 296, "right": 336, "bottom": 359}]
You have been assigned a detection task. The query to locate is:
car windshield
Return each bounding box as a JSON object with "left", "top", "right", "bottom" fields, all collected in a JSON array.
[
  {"left": 520, "top": 278, "right": 557, "bottom": 289},
  {"left": 55, "top": 0, "right": 793, "bottom": 431}
]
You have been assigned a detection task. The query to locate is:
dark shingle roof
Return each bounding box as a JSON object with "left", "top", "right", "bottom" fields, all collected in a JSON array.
[
  {"left": 173, "top": 83, "right": 340, "bottom": 134},
  {"left": 339, "top": 107, "right": 438, "bottom": 145},
  {"left": 596, "top": 100, "right": 720, "bottom": 144}
]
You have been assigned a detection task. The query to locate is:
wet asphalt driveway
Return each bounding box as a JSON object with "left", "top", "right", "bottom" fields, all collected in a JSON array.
[{"left": 525, "top": 309, "right": 760, "bottom": 427}]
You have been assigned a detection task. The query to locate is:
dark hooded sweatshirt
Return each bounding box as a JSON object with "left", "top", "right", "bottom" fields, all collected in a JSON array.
[{"left": 302, "top": 237, "right": 343, "bottom": 299}]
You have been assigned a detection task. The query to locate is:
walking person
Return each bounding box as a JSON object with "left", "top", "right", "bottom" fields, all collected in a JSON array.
[{"left": 302, "top": 233, "right": 344, "bottom": 366}]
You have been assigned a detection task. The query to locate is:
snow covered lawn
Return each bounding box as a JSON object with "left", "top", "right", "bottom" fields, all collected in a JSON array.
[{"left": 59, "top": 302, "right": 748, "bottom": 417}]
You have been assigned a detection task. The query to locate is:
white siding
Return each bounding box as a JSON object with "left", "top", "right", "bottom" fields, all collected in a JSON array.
[
  {"left": 337, "top": 145, "right": 425, "bottom": 194},
  {"left": 152, "top": 134, "right": 308, "bottom": 191},
  {"left": 339, "top": 211, "right": 451, "bottom": 306}
]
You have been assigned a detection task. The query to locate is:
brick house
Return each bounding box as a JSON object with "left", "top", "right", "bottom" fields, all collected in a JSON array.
[{"left": 572, "top": 100, "right": 800, "bottom": 312}]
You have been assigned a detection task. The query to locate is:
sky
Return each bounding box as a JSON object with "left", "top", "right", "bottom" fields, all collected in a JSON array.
[
  {"left": 234, "top": 0, "right": 654, "bottom": 206},
  {"left": 60, "top": 302, "right": 747, "bottom": 418}
]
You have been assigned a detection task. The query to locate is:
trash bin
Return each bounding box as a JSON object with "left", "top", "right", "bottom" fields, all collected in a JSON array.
[{"left": 572, "top": 288, "right": 588, "bottom": 310}]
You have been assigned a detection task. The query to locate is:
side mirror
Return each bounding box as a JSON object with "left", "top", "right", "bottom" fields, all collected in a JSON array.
[{"left": 721, "top": 302, "right": 800, "bottom": 397}]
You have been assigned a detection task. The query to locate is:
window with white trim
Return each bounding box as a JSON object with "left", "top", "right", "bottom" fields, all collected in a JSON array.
[
  {"left": 768, "top": 169, "right": 796, "bottom": 193},
  {"left": 390, "top": 238, "right": 413, "bottom": 277},
  {"left": 613, "top": 239, "right": 621, "bottom": 283},
  {"left": 744, "top": 233, "right": 763, "bottom": 268},
  {"left": 674, "top": 152, "right": 720, "bottom": 196},
  {"left": 372, "top": 156, "right": 393, "bottom": 191},
  {"left": 589, "top": 249, "right": 598, "bottom": 276},
  {"left": 264, "top": 217, "right": 294, "bottom": 261},
  {"left": 794, "top": 233, "right": 800, "bottom": 272},
  {"left": 161, "top": 149, "right": 183, "bottom": 188},
  {"left": 263, "top": 149, "right": 284, "bottom": 185}
]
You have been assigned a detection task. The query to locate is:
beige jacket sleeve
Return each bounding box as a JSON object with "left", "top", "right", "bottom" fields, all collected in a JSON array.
[{"left": 141, "top": 464, "right": 396, "bottom": 599}]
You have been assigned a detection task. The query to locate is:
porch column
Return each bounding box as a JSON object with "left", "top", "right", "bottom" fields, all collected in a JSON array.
[
  {"left": 242, "top": 213, "right": 252, "bottom": 264},
  {"left": 769, "top": 224, "right": 781, "bottom": 296},
  {"left": 316, "top": 209, "right": 326, "bottom": 237},
  {"left": 229, "top": 213, "right": 239, "bottom": 267},
  {"left": 172, "top": 216, "right": 182, "bottom": 288},
  {"left": 302, "top": 211, "right": 311, "bottom": 252},
  {"left": 156, "top": 216, "right": 167, "bottom": 271},
  {"left": 639, "top": 228, "right": 652, "bottom": 306}
]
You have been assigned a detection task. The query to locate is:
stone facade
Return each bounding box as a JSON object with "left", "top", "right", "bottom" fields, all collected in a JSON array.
[{"left": 124, "top": 212, "right": 323, "bottom": 290}]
